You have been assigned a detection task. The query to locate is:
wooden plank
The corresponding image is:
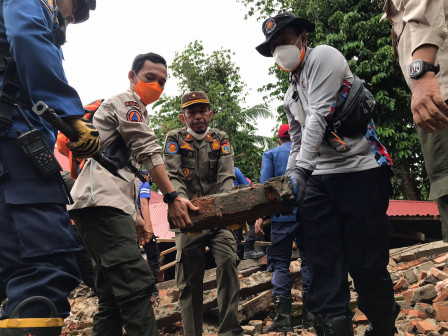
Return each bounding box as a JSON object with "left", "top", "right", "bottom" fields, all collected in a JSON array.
[
  {"left": 160, "top": 246, "right": 177, "bottom": 257},
  {"left": 237, "top": 290, "right": 273, "bottom": 323}
]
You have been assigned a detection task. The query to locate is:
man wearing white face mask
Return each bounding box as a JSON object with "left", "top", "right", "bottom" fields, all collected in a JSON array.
[
  {"left": 163, "top": 91, "right": 243, "bottom": 336},
  {"left": 69, "top": 53, "right": 198, "bottom": 336},
  {"left": 256, "top": 12, "right": 398, "bottom": 336}
]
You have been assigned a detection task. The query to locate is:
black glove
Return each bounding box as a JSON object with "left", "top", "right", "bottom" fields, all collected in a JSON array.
[{"left": 289, "top": 167, "right": 312, "bottom": 205}]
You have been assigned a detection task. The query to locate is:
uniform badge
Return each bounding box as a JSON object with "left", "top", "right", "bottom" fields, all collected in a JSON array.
[
  {"left": 126, "top": 109, "right": 142, "bottom": 122},
  {"left": 265, "top": 19, "right": 276, "bottom": 34},
  {"left": 166, "top": 141, "right": 179, "bottom": 154},
  {"left": 185, "top": 133, "right": 193, "bottom": 141},
  {"left": 182, "top": 168, "right": 191, "bottom": 180},
  {"left": 180, "top": 139, "right": 193, "bottom": 151},
  {"left": 221, "top": 140, "right": 231, "bottom": 154},
  {"left": 125, "top": 101, "right": 141, "bottom": 110},
  {"left": 205, "top": 133, "right": 212, "bottom": 142},
  {"left": 212, "top": 138, "right": 221, "bottom": 150},
  {"left": 301, "top": 80, "right": 306, "bottom": 89}
]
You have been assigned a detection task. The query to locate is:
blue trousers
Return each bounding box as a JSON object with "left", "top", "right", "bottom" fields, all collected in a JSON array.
[
  {"left": 0, "top": 139, "right": 80, "bottom": 318},
  {"left": 298, "top": 167, "right": 395, "bottom": 323},
  {"left": 267, "top": 220, "right": 310, "bottom": 297}
]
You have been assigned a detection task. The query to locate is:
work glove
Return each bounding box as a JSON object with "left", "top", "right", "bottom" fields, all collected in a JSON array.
[
  {"left": 288, "top": 167, "right": 312, "bottom": 206},
  {"left": 65, "top": 117, "right": 100, "bottom": 159}
]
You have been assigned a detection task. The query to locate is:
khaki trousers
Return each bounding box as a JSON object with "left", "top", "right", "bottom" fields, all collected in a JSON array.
[{"left": 175, "top": 228, "right": 243, "bottom": 336}]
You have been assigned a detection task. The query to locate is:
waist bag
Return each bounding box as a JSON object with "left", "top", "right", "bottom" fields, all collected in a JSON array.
[{"left": 327, "top": 75, "right": 376, "bottom": 137}]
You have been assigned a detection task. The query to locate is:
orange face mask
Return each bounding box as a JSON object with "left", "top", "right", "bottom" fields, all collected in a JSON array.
[{"left": 133, "top": 75, "right": 163, "bottom": 105}]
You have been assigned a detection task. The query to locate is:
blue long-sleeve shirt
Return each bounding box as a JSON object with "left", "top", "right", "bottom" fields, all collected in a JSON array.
[
  {"left": 261, "top": 141, "right": 297, "bottom": 222},
  {"left": 0, "top": 0, "right": 84, "bottom": 146},
  {"left": 234, "top": 167, "right": 250, "bottom": 186}
]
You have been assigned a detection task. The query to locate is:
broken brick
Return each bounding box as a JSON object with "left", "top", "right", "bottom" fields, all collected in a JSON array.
[
  {"left": 415, "top": 320, "right": 437, "bottom": 333},
  {"left": 434, "top": 302, "right": 448, "bottom": 322}
]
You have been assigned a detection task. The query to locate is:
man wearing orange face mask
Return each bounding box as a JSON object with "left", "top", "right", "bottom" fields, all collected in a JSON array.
[{"left": 68, "top": 53, "right": 198, "bottom": 336}]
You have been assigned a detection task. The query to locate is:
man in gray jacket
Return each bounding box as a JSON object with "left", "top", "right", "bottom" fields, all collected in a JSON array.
[{"left": 256, "top": 12, "right": 398, "bottom": 336}]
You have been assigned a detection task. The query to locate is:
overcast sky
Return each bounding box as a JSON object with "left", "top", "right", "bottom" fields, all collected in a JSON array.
[{"left": 61, "top": 0, "right": 281, "bottom": 137}]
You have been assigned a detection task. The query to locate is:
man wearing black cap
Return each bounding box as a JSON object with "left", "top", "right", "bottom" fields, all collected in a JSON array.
[
  {"left": 164, "top": 91, "right": 243, "bottom": 336},
  {"left": 256, "top": 12, "right": 398, "bottom": 336}
]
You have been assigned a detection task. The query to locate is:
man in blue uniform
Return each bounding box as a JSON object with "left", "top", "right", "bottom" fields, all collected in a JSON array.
[
  {"left": 136, "top": 170, "right": 160, "bottom": 298},
  {"left": 255, "top": 124, "right": 310, "bottom": 333},
  {"left": 256, "top": 12, "right": 399, "bottom": 336},
  {"left": 0, "top": 1, "right": 99, "bottom": 335},
  {"left": 232, "top": 167, "right": 264, "bottom": 260}
]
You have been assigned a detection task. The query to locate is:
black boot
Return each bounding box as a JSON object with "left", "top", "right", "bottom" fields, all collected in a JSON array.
[
  {"left": 302, "top": 291, "right": 314, "bottom": 329},
  {"left": 364, "top": 302, "right": 400, "bottom": 336},
  {"left": 313, "top": 314, "right": 354, "bottom": 336},
  {"left": 0, "top": 296, "right": 63, "bottom": 336},
  {"left": 266, "top": 296, "right": 293, "bottom": 333},
  {"left": 243, "top": 241, "right": 265, "bottom": 259}
]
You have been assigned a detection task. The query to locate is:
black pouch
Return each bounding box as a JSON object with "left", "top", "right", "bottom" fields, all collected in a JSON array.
[
  {"left": 100, "top": 135, "right": 132, "bottom": 169},
  {"left": 328, "top": 75, "right": 376, "bottom": 137}
]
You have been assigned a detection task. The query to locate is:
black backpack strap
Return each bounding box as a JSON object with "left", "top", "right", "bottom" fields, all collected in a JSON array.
[{"left": 0, "top": 48, "right": 30, "bottom": 132}]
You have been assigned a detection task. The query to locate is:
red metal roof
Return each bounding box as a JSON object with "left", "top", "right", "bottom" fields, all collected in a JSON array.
[
  {"left": 387, "top": 200, "right": 439, "bottom": 218},
  {"left": 54, "top": 148, "right": 69, "bottom": 171},
  {"left": 149, "top": 193, "right": 174, "bottom": 239}
]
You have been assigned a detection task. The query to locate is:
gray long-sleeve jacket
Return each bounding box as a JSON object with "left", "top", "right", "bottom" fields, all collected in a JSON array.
[{"left": 285, "top": 45, "right": 393, "bottom": 176}]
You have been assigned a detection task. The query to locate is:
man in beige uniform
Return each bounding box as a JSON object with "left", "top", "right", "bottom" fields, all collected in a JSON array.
[
  {"left": 69, "top": 53, "right": 197, "bottom": 336},
  {"left": 383, "top": 0, "right": 448, "bottom": 239},
  {"left": 164, "top": 91, "right": 243, "bottom": 336}
]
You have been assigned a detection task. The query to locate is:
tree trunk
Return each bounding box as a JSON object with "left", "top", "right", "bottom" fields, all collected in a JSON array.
[{"left": 396, "top": 162, "right": 420, "bottom": 200}]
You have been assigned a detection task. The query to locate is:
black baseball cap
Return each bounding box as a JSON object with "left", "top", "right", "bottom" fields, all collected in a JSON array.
[{"left": 256, "top": 12, "right": 315, "bottom": 57}]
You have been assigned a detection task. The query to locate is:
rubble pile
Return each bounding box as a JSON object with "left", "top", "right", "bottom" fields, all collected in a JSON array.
[
  {"left": 60, "top": 241, "right": 448, "bottom": 335},
  {"left": 365, "top": 241, "right": 448, "bottom": 336}
]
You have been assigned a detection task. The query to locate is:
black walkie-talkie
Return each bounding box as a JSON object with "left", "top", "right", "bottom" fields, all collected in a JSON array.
[{"left": 14, "top": 104, "right": 62, "bottom": 178}]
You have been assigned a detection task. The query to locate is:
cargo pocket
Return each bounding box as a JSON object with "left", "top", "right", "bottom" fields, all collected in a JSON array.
[
  {"left": 99, "top": 242, "right": 153, "bottom": 297},
  {"left": 174, "top": 248, "right": 186, "bottom": 291},
  {"left": 3, "top": 186, "right": 79, "bottom": 258}
]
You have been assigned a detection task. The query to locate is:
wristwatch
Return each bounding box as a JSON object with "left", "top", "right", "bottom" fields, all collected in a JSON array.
[
  {"left": 408, "top": 60, "right": 440, "bottom": 80},
  {"left": 163, "top": 191, "right": 179, "bottom": 204}
]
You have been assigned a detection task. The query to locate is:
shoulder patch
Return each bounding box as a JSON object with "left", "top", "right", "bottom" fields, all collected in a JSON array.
[
  {"left": 221, "top": 140, "right": 231, "bottom": 155},
  {"left": 166, "top": 141, "right": 179, "bottom": 154},
  {"left": 126, "top": 109, "right": 142, "bottom": 122},
  {"left": 212, "top": 138, "right": 221, "bottom": 150},
  {"left": 125, "top": 101, "right": 141, "bottom": 110}
]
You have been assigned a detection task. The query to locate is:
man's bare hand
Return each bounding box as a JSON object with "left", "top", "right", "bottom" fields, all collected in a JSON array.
[
  {"left": 255, "top": 218, "right": 264, "bottom": 236},
  {"left": 136, "top": 216, "right": 153, "bottom": 247},
  {"left": 411, "top": 73, "right": 448, "bottom": 133},
  {"left": 168, "top": 197, "right": 199, "bottom": 229}
]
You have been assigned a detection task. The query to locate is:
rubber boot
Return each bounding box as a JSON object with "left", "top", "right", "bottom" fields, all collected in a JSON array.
[
  {"left": 243, "top": 241, "right": 265, "bottom": 260},
  {"left": 364, "top": 302, "right": 400, "bottom": 336},
  {"left": 313, "top": 314, "right": 354, "bottom": 336},
  {"left": 301, "top": 291, "right": 313, "bottom": 329},
  {"left": 0, "top": 296, "right": 63, "bottom": 336},
  {"left": 266, "top": 296, "right": 293, "bottom": 333}
]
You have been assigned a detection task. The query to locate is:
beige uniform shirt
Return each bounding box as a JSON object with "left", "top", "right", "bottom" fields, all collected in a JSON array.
[
  {"left": 163, "top": 127, "right": 235, "bottom": 201},
  {"left": 68, "top": 89, "right": 164, "bottom": 219},
  {"left": 383, "top": 0, "right": 448, "bottom": 99}
]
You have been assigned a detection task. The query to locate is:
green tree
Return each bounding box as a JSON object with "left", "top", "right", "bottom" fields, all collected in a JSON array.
[
  {"left": 150, "top": 41, "right": 274, "bottom": 181},
  {"left": 238, "top": 0, "right": 428, "bottom": 199}
]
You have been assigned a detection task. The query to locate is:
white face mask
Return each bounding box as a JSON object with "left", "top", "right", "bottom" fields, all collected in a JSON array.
[{"left": 273, "top": 38, "right": 305, "bottom": 72}]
